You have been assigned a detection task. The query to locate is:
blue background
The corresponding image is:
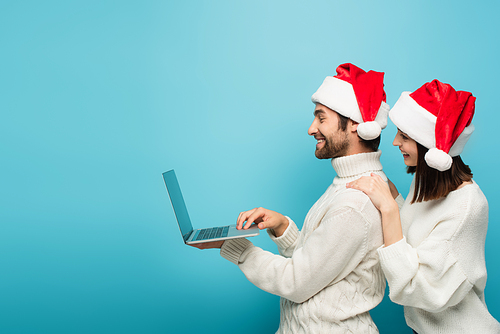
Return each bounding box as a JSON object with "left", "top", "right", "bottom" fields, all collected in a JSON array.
[{"left": 1, "top": 1, "right": 499, "bottom": 333}]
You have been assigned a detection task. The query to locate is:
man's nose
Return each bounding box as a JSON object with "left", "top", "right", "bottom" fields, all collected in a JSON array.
[{"left": 308, "top": 120, "right": 317, "bottom": 136}]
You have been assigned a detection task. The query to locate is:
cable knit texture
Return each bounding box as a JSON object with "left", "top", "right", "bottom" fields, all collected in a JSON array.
[
  {"left": 378, "top": 179, "right": 500, "bottom": 333},
  {"left": 221, "top": 151, "right": 386, "bottom": 333}
]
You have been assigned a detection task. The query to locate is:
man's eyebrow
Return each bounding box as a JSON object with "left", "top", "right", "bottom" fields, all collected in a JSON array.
[{"left": 314, "top": 109, "right": 326, "bottom": 117}]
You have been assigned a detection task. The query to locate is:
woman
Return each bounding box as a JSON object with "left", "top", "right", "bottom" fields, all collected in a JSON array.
[{"left": 347, "top": 80, "right": 500, "bottom": 333}]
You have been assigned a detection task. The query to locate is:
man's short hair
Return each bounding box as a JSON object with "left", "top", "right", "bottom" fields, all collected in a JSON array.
[{"left": 337, "top": 113, "right": 380, "bottom": 151}]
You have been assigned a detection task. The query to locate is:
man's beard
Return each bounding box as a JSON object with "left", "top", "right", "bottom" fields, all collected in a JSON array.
[{"left": 315, "top": 131, "right": 349, "bottom": 159}]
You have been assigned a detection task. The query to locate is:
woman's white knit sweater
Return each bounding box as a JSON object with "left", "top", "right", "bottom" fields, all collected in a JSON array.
[
  {"left": 221, "top": 151, "right": 386, "bottom": 333},
  {"left": 378, "top": 179, "right": 500, "bottom": 333}
]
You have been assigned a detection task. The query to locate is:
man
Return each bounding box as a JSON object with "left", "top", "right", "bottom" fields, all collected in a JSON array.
[{"left": 193, "top": 63, "right": 391, "bottom": 333}]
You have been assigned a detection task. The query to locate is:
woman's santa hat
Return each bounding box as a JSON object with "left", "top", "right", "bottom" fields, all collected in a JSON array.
[
  {"left": 390, "top": 79, "right": 476, "bottom": 172},
  {"left": 311, "top": 63, "right": 390, "bottom": 140}
]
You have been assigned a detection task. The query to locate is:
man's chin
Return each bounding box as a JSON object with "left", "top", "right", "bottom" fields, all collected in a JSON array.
[{"left": 315, "top": 149, "right": 332, "bottom": 160}]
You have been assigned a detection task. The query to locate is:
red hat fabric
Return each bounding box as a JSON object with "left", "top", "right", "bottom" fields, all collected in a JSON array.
[
  {"left": 390, "top": 79, "right": 476, "bottom": 171},
  {"left": 311, "top": 63, "right": 389, "bottom": 140}
]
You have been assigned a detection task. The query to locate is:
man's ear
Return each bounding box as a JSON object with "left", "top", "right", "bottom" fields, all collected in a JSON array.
[{"left": 349, "top": 120, "right": 359, "bottom": 133}]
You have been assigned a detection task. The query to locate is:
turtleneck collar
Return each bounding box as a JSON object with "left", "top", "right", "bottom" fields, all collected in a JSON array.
[{"left": 331, "top": 150, "right": 384, "bottom": 184}]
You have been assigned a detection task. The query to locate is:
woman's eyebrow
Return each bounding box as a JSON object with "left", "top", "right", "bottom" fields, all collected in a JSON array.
[{"left": 397, "top": 128, "right": 409, "bottom": 136}]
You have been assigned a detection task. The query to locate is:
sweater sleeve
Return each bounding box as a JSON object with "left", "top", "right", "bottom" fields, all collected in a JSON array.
[
  {"left": 395, "top": 194, "right": 405, "bottom": 210},
  {"left": 220, "top": 206, "right": 370, "bottom": 303},
  {"left": 266, "top": 216, "right": 300, "bottom": 258},
  {"left": 378, "top": 217, "right": 474, "bottom": 313}
]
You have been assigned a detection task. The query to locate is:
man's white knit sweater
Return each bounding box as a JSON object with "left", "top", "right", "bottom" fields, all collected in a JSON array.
[
  {"left": 378, "top": 179, "right": 500, "bottom": 333},
  {"left": 221, "top": 151, "right": 386, "bottom": 333}
]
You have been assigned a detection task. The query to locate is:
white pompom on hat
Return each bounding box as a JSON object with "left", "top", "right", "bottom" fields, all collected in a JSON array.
[
  {"left": 311, "top": 63, "right": 390, "bottom": 140},
  {"left": 389, "top": 79, "right": 476, "bottom": 172}
]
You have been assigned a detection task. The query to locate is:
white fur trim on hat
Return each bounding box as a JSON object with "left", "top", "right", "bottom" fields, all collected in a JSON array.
[
  {"left": 449, "top": 124, "right": 474, "bottom": 157},
  {"left": 375, "top": 101, "right": 390, "bottom": 129},
  {"left": 390, "top": 92, "right": 474, "bottom": 158},
  {"left": 311, "top": 77, "right": 363, "bottom": 123},
  {"left": 390, "top": 92, "right": 436, "bottom": 149},
  {"left": 425, "top": 148, "right": 453, "bottom": 171},
  {"left": 311, "top": 77, "right": 389, "bottom": 140}
]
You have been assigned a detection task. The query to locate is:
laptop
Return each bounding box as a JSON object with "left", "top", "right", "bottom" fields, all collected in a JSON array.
[{"left": 162, "top": 169, "right": 259, "bottom": 244}]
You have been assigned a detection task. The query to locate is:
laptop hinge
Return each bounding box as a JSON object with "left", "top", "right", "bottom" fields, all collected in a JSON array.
[{"left": 183, "top": 230, "right": 193, "bottom": 243}]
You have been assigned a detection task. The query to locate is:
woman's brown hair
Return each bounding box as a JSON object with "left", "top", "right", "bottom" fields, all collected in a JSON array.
[{"left": 406, "top": 142, "right": 473, "bottom": 203}]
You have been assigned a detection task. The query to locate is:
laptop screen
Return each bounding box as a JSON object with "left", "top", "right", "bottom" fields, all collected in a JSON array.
[{"left": 162, "top": 170, "right": 193, "bottom": 242}]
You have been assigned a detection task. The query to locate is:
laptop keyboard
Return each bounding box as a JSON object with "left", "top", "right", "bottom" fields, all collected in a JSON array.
[{"left": 194, "top": 226, "right": 230, "bottom": 241}]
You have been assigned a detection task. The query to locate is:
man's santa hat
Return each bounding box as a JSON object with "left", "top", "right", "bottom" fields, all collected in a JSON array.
[
  {"left": 390, "top": 79, "right": 476, "bottom": 172},
  {"left": 311, "top": 63, "right": 390, "bottom": 140}
]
